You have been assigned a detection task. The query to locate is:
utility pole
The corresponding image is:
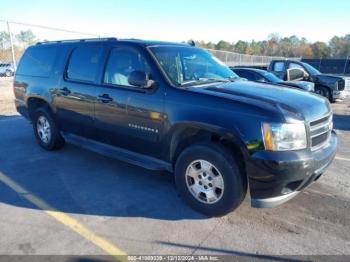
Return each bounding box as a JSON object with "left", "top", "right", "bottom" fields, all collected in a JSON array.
[
  {"left": 344, "top": 56, "right": 349, "bottom": 75},
  {"left": 6, "top": 20, "right": 17, "bottom": 71}
]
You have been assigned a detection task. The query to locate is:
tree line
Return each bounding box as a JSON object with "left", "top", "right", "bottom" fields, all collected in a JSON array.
[
  {"left": 193, "top": 33, "right": 350, "bottom": 58},
  {"left": 0, "top": 30, "right": 40, "bottom": 61},
  {"left": 1, "top": 30, "right": 350, "bottom": 59},
  {"left": 0, "top": 30, "right": 37, "bottom": 49}
]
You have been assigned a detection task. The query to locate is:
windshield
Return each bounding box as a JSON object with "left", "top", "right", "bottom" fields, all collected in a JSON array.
[
  {"left": 302, "top": 62, "right": 321, "bottom": 75},
  {"left": 149, "top": 46, "right": 239, "bottom": 86},
  {"left": 263, "top": 71, "right": 283, "bottom": 83}
]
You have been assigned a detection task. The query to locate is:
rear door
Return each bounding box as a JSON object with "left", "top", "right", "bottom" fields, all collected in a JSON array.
[
  {"left": 94, "top": 45, "right": 165, "bottom": 158},
  {"left": 54, "top": 44, "right": 105, "bottom": 139}
]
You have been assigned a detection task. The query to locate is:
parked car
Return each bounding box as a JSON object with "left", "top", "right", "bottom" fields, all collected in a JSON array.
[
  {"left": 14, "top": 38, "right": 337, "bottom": 216},
  {"left": 268, "top": 60, "right": 349, "bottom": 102},
  {"left": 231, "top": 67, "right": 314, "bottom": 92},
  {"left": 0, "top": 62, "right": 15, "bottom": 77}
]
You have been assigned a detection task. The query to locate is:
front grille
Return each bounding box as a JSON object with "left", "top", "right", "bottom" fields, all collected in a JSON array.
[
  {"left": 312, "top": 132, "right": 329, "bottom": 147},
  {"left": 337, "top": 79, "right": 345, "bottom": 91},
  {"left": 309, "top": 113, "right": 332, "bottom": 150}
]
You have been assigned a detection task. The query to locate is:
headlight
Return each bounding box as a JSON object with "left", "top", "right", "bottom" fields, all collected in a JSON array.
[{"left": 262, "top": 122, "right": 307, "bottom": 151}]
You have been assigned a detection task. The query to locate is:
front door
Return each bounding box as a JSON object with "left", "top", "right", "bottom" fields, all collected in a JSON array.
[{"left": 94, "top": 46, "right": 165, "bottom": 158}]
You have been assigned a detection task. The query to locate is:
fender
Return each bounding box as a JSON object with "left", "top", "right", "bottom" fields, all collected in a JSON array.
[
  {"left": 165, "top": 121, "right": 250, "bottom": 164},
  {"left": 25, "top": 89, "right": 56, "bottom": 121}
]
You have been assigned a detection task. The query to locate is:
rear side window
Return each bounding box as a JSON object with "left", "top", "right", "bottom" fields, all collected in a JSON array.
[
  {"left": 16, "top": 46, "right": 57, "bottom": 77},
  {"left": 66, "top": 46, "right": 104, "bottom": 82},
  {"left": 273, "top": 62, "right": 285, "bottom": 72}
]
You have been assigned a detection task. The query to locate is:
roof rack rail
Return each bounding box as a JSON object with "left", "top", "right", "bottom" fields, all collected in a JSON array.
[{"left": 36, "top": 37, "right": 118, "bottom": 45}]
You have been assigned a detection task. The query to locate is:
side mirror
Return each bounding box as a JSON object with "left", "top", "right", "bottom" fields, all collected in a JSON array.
[
  {"left": 128, "top": 70, "right": 154, "bottom": 89},
  {"left": 287, "top": 68, "right": 307, "bottom": 81}
]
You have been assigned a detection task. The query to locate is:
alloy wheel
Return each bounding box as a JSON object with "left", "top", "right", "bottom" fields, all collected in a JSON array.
[
  {"left": 37, "top": 115, "right": 51, "bottom": 144},
  {"left": 185, "top": 160, "right": 224, "bottom": 204}
]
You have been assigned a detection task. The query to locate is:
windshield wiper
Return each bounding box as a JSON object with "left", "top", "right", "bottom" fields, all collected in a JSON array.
[{"left": 180, "top": 77, "right": 229, "bottom": 87}]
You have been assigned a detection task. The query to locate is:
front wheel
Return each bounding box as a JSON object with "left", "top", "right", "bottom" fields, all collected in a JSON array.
[
  {"left": 175, "top": 143, "right": 246, "bottom": 217},
  {"left": 315, "top": 86, "right": 332, "bottom": 101}
]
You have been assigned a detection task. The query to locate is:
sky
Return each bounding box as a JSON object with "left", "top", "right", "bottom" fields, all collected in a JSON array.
[{"left": 0, "top": 0, "right": 349, "bottom": 43}]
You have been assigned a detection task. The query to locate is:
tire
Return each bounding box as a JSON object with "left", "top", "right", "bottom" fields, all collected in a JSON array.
[
  {"left": 33, "top": 107, "right": 65, "bottom": 150},
  {"left": 175, "top": 143, "right": 246, "bottom": 217},
  {"left": 5, "top": 70, "right": 12, "bottom": 77},
  {"left": 315, "top": 86, "right": 332, "bottom": 101}
]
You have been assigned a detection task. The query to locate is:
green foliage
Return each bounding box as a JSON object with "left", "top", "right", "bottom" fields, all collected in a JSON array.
[
  {"left": 0, "top": 31, "right": 10, "bottom": 49},
  {"left": 311, "top": 42, "right": 330, "bottom": 58},
  {"left": 215, "top": 40, "right": 232, "bottom": 51},
  {"left": 15, "top": 30, "right": 37, "bottom": 46},
  {"left": 234, "top": 40, "right": 248, "bottom": 53}
]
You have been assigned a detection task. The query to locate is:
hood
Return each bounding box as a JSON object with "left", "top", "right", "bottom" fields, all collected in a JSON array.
[
  {"left": 282, "top": 81, "right": 315, "bottom": 92},
  {"left": 313, "top": 74, "right": 344, "bottom": 89},
  {"left": 192, "top": 81, "right": 330, "bottom": 122}
]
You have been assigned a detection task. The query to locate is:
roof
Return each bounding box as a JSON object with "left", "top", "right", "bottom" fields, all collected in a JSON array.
[{"left": 36, "top": 37, "right": 192, "bottom": 47}]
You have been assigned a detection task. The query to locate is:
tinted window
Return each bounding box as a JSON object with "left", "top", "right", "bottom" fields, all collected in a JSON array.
[
  {"left": 17, "top": 47, "right": 57, "bottom": 77},
  {"left": 288, "top": 63, "right": 304, "bottom": 70},
  {"left": 253, "top": 72, "right": 266, "bottom": 82},
  {"left": 273, "top": 62, "right": 285, "bottom": 72},
  {"left": 104, "top": 47, "right": 151, "bottom": 87},
  {"left": 263, "top": 71, "right": 283, "bottom": 83},
  {"left": 67, "top": 46, "right": 103, "bottom": 82},
  {"left": 236, "top": 70, "right": 256, "bottom": 81}
]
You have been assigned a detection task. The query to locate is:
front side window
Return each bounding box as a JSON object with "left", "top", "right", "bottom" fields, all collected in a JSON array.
[
  {"left": 253, "top": 73, "right": 266, "bottom": 82},
  {"left": 263, "top": 72, "right": 283, "bottom": 83},
  {"left": 236, "top": 70, "right": 255, "bottom": 81},
  {"left": 104, "top": 47, "right": 151, "bottom": 87},
  {"left": 149, "top": 46, "right": 238, "bottom": 86},
  {"left": 289, "top": 63, "right": 304, "bottom": 70},
  {"left": 67, "top": 46, "right": 104, "bottom": 82}
]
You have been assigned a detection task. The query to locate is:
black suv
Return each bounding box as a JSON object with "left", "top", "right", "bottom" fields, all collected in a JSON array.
[
  {"left": 14, "top": 38, "right": 337, "bottom": 216},
  {"left": 268, "top": 60, "right": 348, "bottom": 102}
]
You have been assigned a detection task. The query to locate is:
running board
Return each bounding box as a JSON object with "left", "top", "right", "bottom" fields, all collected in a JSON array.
[{"left": 62, "top": 133, "right": 173, "bottom": 172}]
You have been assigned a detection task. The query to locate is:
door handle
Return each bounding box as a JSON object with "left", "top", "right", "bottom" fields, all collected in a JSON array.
[
  {"left": 59, "top": 87, "right": 71, "bottom": 96},
  {"left": 98, "top": 94, "right": 113, "bottom": 103}
]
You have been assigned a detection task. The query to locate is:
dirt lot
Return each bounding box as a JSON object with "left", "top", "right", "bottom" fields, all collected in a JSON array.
[
  {"left": 0, "top": 78, "right": 18, "bottom": 116},
  {"left": 0, "top": 77, "right": 349, "bottom": 260}
]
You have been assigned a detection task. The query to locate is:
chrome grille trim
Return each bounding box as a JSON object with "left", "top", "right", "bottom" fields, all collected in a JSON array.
[
  {"left": 310, "top": 129, "right": 329, "bottom": 138},
  {"left": 308, "top": 113, "right": 332, "bottom": 151}
]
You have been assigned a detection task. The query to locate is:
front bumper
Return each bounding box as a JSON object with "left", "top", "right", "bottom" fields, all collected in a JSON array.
[
  {"left": 247, "top": 131, "right": 337, "bottom": 208},
  {"left": 332, "top": 90, "right": 348, "bottom": 99}
]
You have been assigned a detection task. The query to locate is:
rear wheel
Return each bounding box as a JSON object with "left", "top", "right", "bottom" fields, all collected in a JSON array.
[
  {"left": 175, "top": 143, "right": 246, "bottom": 217},
  {"left": 33, "top": 107, "right": 65, "bottom": 150},
  {"left": 315, "top": 86, "right": 332, "bottom": 101}
]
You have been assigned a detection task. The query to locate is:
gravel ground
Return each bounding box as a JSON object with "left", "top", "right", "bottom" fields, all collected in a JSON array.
[
  {"left": 0, "top": 77, "right": 18, "bottom": 116},
  {"left": 0, "top": 77, "right": 349, "bottom": 260}
]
